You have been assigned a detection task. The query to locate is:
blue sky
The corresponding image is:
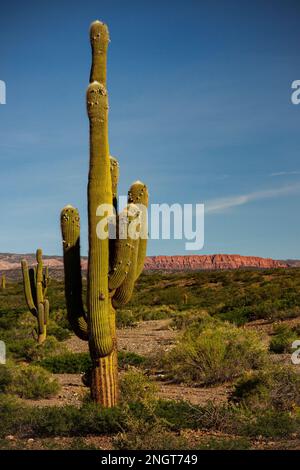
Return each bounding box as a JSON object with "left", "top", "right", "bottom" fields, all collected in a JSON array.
[{"left": 0, "top": 0, "right": 300, "bottom": 258}]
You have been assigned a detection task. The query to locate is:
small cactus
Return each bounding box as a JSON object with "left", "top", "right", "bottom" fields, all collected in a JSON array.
[
  {"left": 21, "top": 249, "right": 50, "bottom": 344},
  {"left": 1, "top": 274, "right": 6, "bottom": 290},
  {"left": 60, "top": 21, "right": 148, "bottom": 407}
]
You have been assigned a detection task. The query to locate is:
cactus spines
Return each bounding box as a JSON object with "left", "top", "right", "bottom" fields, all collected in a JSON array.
[
  {"left": 89, "top": 20, "right": 110, "bottom": 84},
  {"left": 60, "top": 20, "right": 148, "bottom": 407},
  {"left": 21, "top": 249, "right": 50, "bottom": 344}
]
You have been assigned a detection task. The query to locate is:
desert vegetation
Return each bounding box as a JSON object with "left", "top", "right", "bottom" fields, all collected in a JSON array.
[{"left": 1, "top": 268, "right": 300, "bottom": 450}]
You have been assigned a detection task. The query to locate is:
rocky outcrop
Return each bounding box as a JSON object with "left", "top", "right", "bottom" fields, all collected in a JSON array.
[
  {"left": 0, "top": 252, "right": 289, "bottom": 278},
  {"left": 143, "top": 254, "right": 288, "bottom": 271}
]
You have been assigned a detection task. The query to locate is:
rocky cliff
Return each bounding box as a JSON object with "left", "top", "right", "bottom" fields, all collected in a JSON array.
[
  {"left": 144, "top": 254, "right": 288, "bottom": 271},
  {"left": 0, "top": 252, "right": 289, "bottom": 279}
]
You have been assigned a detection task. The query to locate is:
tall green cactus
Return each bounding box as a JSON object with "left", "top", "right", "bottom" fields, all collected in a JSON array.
[
  {"left": 60, "top": 20, "right": 148, "bottom": 407},
  {"left": 1, "top": 274, "right": 6, "bottom": 290},
  {"left": 21, "top": 249, "right": 50, "bottom": 344}
]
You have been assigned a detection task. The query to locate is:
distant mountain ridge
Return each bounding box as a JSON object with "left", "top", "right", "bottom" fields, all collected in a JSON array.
[{"left": 0, "top": 252, "right": 295, "bottom": 279}]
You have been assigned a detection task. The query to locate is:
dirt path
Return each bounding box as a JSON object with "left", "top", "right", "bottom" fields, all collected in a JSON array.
[
  {"left": 23, "top": 317, "right": 300, "bottom": 409},
  {"left": 65, "top": 319, "right": 177, "bottom": 356},
  {"left": 25, "top": 319, "right": 231, "bottom": 408}
]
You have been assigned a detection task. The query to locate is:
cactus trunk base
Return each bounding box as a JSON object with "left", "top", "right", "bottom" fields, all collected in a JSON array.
[
  {"left": 91, "top": 350, "right": 118, "bottom": 407},
  {"left": 38, "top": 332, "right": 46, "bottom": 344}
]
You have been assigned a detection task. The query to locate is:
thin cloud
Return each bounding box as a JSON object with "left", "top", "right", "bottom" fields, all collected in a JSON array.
[
  {"left": 270, "top": 171, "right": 300, "bottom": 177},
  {"left": 205, "top": 182, "right": 300, "bottom": 214}
]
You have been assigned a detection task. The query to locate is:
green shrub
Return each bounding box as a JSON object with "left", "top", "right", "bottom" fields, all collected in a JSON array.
[
  {"left": 49, "top": 308, "right": 72, "bottom": 331},
  {"left": 30, "top": 403, "right": 122, "bottom": 436},
  {"left": 39, "top": 352, "right": 92, "bottom": 373},
  {"left": 154, "top": 399, "right": 203, "bottom": 430},
  {"left": 8, "top": 365, "right": 60, "bottom": 399},
  {"left": 137, "top": 305, "right": 176, "bottom": 321},
  {"left": 117, "top": 305, "right": 176, "bottom": 326},
  {"left": 114, "top": 419, "right": 190, "bottom": 450},
  {"left": 120, "top": 370, "right": 158, "bottom": 405},
  {"left": 0, "top": 395, "right": 30, "bottom": 438},
  {"left": 0, "top": 365, "right": 12, "bottom": 392},
  {"left": 8, "top": 335, "right": 66, "bottom": 362},
  {"left": 116, "top": 310, "right": 137, "bottom": 328},
  {"left": 116, "top": 371, "right": 193, "bottom": 450},
  {"left": 162, "top": 322, "right": 267, "bottom": 385},
  {"left": 197, "top": 437, "right": 251, "bottom": 450},
  {"left": 118, "top": 351, "right": 146, "bottom": 368},
  {"left": 0, "top": 394, "right": 122, "bottom": 438},
  {"left": 230, "top": 365, "right": 300, "bottom": 411},
  {"left": 171, "top": 309, "right": 210, "bottom": 330},
  {"left": 47, "top": 321, "right": 71, "bottom": 341},
  {"left": 269, "top": 324, "right": 299, "bottom": 354},
  {"left": 242, "top": 410, "right": 298, "bottom": 438},
  {"left": 38, "top": 351, "right": 146, "bottom": 374}
]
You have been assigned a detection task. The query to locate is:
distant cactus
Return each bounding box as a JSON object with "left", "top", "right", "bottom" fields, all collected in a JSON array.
[
  {"left": 1, "top": 274, "right": 6, "bottom": 290},
  {"left": 21, "top": 249, "right": 50, "bottom": 344},
  {"left": 60, "top": 21, "right": 148, "bottom": 407}
]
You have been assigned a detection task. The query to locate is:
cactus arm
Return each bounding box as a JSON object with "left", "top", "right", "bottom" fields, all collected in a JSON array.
[
  {"left": 21, "top": 260, "right": 37, "bottom": 315},
  {"left": 109, "top": 156, "right": 119, "bottom": 270},
  {"left": 36, "top": 249, "right": 44, "bottom": 306},
  {"left": 108, "top": 239, "right": 133, "bottom": 290},
  {"left": 43, "top": 266, "right": 50, "bottom": 297},
  {"left": 61, "top": 206, "right": 88, "bottom": 341},
  {"left": 112, "top": 235, "right": 139, "bottom": 308},
  {"left": 89, "top": 21, "right": 109, "bottom": 85},
  {"left": 128, "top": 181, "right": 149, "bottom": 279},
  {"left": 37, "top": 303, "right": 46, "bottom": 344},
  {"left": 44, "top": 299, "right": 49, "bottom": 327},
  {"left": 87, "top": 81, "right": 113, "bottom": 358},
  {"left": 29, "top": 268, "right": 37, "bottom": 308},
  {"left": 108, "top": 204, "right": 139, "bottom": 290}
]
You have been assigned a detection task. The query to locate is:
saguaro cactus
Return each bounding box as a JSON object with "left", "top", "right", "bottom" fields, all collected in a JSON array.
[
  {"left": 1, "top": 274, "right": 6, "bottom": 290},
  {"left": 60, "top": 20, "right": 148, "bottom": 407},
  {"left": 21, "top": 249, "right": 50, "bottom": 344}
]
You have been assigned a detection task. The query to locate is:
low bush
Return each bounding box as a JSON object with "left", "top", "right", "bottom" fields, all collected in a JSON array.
[
  {"left": 197, "top": 437, "right": 251, "bottom": 450},
  {"left": 8, "top": 335, "right": 66, "bottom": 362},
  {"left": 38, "top": 351, "right": 146, "bottom": 374},
  {"left": 269, "top": 324, "right": 300, "bottom": 354},
  {"left": 7, "top": 365, "right": 60, "bottom": 399},
  {"left": 230, "top": 365, "right": 300, "bottom": 411},
  {"left": 116, "top": 310, "right": 137, "bottom": 328},
  {"left": 39, "top": 352, "right": 92, "bottom": 374},
  {"left": 120, "top": 369, "right": 158, "bottom": 405},
  {"left": 171, "top": 309, "right": 211, "bottom": 330},
  {"left": 114, "top": 419, "right": 190, "bottom": 450},
  {"left": 161, "top": 322, "right": 267, "bottom": 385},
  {"left": 242, "top": 410, "right": 298, "bottom": 438},
  {"left": 47, "top": 320, "right": 71, "bottom": 341},
  {"left": 118, "top": 305, "right": 177, "bottom": 327},
  {"left": 0, "top": 365, "right": 12, "bottom": 392}
]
